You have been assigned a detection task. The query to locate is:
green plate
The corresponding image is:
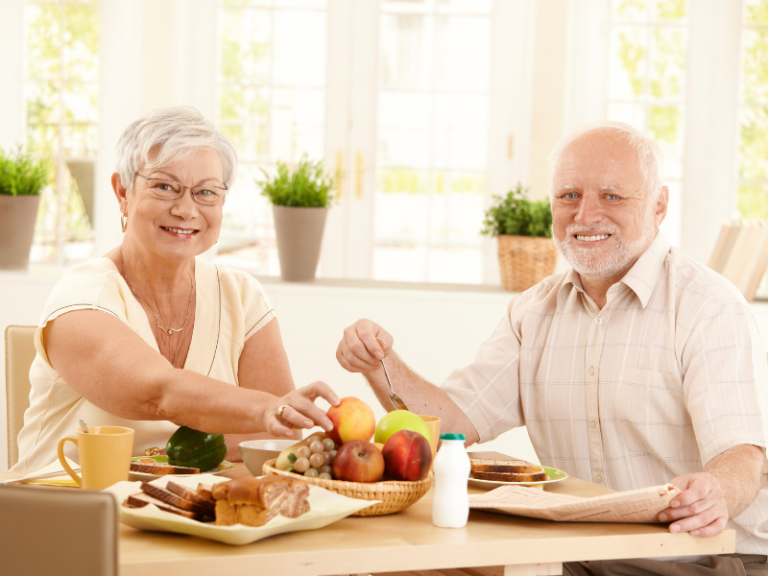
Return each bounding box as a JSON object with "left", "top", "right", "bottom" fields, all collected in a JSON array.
[{"left": 130, "top": 455, "right": 234, "bottom": 480}]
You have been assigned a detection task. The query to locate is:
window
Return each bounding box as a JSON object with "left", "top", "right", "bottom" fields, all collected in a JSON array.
[
  {"left": 25, "top": 0, "right": 98, "bottom": 265},
  {"left": 738, "top": 0, "right": 768, "bottom": 219},
  {"left": 606, "top": 0, "right": 688, "bottom": 247},
  {"left": 373, "top": 0, "right": 492, "bottom": 283},
  {"left": 216, "top": 0, "right": 328, "bottom": 275}
]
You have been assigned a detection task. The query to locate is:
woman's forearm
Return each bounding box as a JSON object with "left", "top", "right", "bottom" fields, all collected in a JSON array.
[
  {"left": 46, "top": 310, "right": 336, "bottom": 437},
  {"left": 156, "top": 368, "right": 278, "bottom": 434}
]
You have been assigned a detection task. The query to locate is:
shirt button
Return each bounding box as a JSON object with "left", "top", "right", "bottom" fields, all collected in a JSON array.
[
  {"left": 589, "top": 420, "right": 597, "bottom": 429},
  {"left": 595, "top": 317, "right": 603, "bottom": 325},
  {"left": 588, "top": 366, "right": 595, "bottom": 376},
  {"left": 595, "top": 473, "right": 604, "bottom": 483}
]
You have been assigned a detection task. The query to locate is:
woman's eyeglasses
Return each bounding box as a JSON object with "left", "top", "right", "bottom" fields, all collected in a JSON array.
[{"left": 136, "top": 173, "right": 227, "bottom": 206}]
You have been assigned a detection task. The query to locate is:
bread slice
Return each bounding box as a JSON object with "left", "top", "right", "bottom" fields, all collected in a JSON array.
[
  {"left": 197, "top": 483, "right": 216, "bottom": 506},
  {"left": 123, "top": 493, "right": 204, "bottom": 520},
  {"left": 166, "top": 480, "right": 216, "bottom": 511},
  {"left": 472, "top": 469, "right": 548, "bottom": 482},
  {"left": 130, "top": 461, "right": 200, "bottom": 475},
  {"left": 140, "top": 482, "right": 213, "bottom": 516},
  {"left": 268, "top": 481, "right": 311, "bottom": 519},
  {"left": 214, "top": 499, "right": 278, "bottom": 527},
  {"left": 212, "top": 476, "right": 295, "bottom": 508},
  {"left": 470, "top": 459, "right": 542, "bottom": 475},
  {"left": 212, "top": 476, "right": 311, "bottom": 526}
]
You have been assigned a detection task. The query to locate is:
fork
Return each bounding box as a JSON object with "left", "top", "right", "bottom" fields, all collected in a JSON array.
[{"left": 381, "top": 359, "right": 408, "bottom": 411}]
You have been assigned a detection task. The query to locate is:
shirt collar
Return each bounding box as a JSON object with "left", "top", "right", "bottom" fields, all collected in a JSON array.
[
  {"left": 557, "top": 232, "right": 671, "bottom": 309},
  {"left": 620, "top": 232, "right": 670, "bottom": 308}
]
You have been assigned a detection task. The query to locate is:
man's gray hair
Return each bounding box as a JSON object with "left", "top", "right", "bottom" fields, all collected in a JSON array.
[
  {"left": 548, "top": 120, "right": 664, "bottom": 200},
  {"left": 115, "top": 106, "right": 237, "bottom": 192}
]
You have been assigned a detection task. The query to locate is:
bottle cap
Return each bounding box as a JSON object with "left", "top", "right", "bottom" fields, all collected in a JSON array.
[{"left": 440, "top": 433, "right": 466, "bottom": 440}]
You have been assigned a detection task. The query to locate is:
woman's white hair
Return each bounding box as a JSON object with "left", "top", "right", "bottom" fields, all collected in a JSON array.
[
  {"left": 548, "top": 120, "right": 664, "bottom": 201},
  {"left": 115, "top": 106, "right": 237, "bottom": 192}
]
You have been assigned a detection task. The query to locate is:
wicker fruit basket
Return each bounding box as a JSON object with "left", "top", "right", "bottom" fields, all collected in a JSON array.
[
  {"left": 262, "top": 459, "right": 433, "bottom": 517},
  {"left": 497, "top": 234, "right": 558, "bottom": 292}
]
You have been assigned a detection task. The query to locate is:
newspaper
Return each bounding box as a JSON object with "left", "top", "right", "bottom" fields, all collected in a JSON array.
[{"left": 469, "top": 483, "right": 681, "bottom": 523}]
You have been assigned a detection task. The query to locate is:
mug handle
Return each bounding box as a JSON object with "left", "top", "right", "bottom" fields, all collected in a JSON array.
[{"left": 57, "top": 435, "right": 82, "bottom": 487}]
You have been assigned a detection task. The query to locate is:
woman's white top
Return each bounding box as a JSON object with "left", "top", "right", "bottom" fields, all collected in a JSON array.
[{"left": 12, "top": 256, "right": 275, "bottom": 471}]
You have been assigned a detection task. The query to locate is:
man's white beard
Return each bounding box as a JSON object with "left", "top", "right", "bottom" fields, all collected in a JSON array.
[{"left": 554, "top": 208, "right": 657, "bottom": 279}]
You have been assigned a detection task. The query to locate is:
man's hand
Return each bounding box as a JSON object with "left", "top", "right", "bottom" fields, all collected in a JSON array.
[
  {"left": 336, "top": 319, "right": 394, "bottom": 374},
  {"left": 658, "top": 472, "right": 728, "bottom": 537}
]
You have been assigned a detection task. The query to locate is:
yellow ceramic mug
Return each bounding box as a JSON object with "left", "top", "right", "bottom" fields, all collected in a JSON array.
[
  {"left": 418, "top": 415, "right": 441, "bottom": 458},
  {"left": 57, "top": 426, "right": 134, "bottom": 489}
]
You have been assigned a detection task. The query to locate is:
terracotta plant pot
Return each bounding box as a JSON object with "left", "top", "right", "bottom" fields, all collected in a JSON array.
[
  {"left": 0, "top": 195, "right": 41, "bottom": 269},
  {"left": 272, "top": 205, "right": 328, "bottom": 282},
  {"left": 497, "top": 234, "right": 558, "bottom": 292}
]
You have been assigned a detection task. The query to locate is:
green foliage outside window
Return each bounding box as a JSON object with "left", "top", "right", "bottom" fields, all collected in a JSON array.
[
  {"left": 655, "top": 0, "right": 686, "bottom": 20},
  {"left": 739, "top": 2, "right": 768, "bottom": 219},
  {"left": 257, "top": 155, "right": 337, "bottom": 208},
  {"left": 218, "top": 6, "right": 271, "bottom": 163},
  {"left": 746, "top": 0, "right": 768, "bottom": 25},
  {"left": 480, "top": 184, "right": 552, "bottom": 239},
  {"left": 25, "top": 0, "right": 99, "bottom": 252},
  {"left": 378, "top": 169, "right": 484, "bottom": 195}
]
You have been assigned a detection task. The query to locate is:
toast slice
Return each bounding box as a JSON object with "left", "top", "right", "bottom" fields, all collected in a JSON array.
[
  {"left": 130, "top": 461, "right": 200, "bottom": 475},
  {"left": 140, "top": 482, "right": 213, "bottom": 516},
  {"left": 123, "top": 493, "right": 204, "bottom": 520},
  {"left": 470, "top": 459, "right": 542, "bottom": 475},
  {"left": 197, "top": 483, "right": 216, "bottom": 506},
  {"left": 471, "top": 469, "right": 548, "bottom": 483},
  {"left": 166, "top": 481, "right": 217, "bottom": 511}
]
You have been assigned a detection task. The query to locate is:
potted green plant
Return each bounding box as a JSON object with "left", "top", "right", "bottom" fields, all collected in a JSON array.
[
  {"left": 258, "top": 155, "right": 337, "bottom": 281},
  {"left": 481, "top": 183, "right": 557, "bottom": 291},
  {"left": 0, "top": 147, "right": 51, "bottom": 269}
]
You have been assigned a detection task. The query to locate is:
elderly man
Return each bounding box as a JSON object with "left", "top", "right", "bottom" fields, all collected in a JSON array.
[{"left": 336, "top": 121, "right": 768, "bottom": 575}]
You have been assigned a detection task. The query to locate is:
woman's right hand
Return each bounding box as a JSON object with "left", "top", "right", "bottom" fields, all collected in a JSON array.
[
  {"left": 336, "top": 319, "right": 394, "bottom": 374},
  {"left": 263, "top": 381, "right": 340, "bottom": 438}
]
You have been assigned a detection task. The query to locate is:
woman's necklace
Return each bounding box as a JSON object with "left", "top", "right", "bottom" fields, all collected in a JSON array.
[{"left": 120, "top": 245, "right": 195, "bottom": 337}]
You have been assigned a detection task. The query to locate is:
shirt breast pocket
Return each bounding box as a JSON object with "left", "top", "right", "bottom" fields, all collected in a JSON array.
[{"left": 606, "top": 367, "right": 696, "bottom": 461}]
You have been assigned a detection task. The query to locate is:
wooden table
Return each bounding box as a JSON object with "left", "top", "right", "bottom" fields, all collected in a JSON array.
[{"left": 1, "top": 452, "right": 735, "bottom": 576}]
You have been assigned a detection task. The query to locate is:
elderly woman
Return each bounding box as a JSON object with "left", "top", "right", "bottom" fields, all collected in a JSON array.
[{"left": 13, "top": 107, "right": 338, "bottom": 471}]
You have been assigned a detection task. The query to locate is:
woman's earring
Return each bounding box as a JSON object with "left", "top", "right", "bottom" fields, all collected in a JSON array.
[{"left": 121, "top": 213, "right": 127, "bottom": 233}]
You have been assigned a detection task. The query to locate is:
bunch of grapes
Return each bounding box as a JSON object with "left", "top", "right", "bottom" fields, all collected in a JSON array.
[{"left": 291, "top": 437, "right": 337, "bottom": 480}]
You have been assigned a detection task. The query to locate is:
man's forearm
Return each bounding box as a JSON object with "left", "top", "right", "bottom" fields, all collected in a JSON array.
[
  {"left": 362, "top": 352, "right": 480, "bottom": 445},
  {"left": 705, "top": 444, "right": 766, "bottom": 518}
]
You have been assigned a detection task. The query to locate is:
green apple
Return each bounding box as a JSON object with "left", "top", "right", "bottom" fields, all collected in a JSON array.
[{"left": 374, "top": 411, "right": 431, "bottom": 445}]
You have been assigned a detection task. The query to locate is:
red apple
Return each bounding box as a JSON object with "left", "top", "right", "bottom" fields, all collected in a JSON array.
[
  {"left": 332, "top": 440, "right": 385, "bottom": 483},
  {"left": 326, "top": 397, "right": 376, "bottom": 446},
  {"left": 382, "top": 430, "right": 432, "bottom": 481}
]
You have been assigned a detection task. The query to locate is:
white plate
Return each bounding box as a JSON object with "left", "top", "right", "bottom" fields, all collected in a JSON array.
[
  {"left": 468, "top": 466, "right": 569, "bottom": 489},
  {"left": 105, "top": 474, "right": 380, "bottom": 545},
  {"left": 129, "top": 456, "right": 235, "bottom": 481}
]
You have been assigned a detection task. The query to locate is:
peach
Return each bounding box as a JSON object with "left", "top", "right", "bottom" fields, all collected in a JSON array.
[
  {"left": 382, "top": 430, "right": 432, "bottom": 481},
  {"left": 326, "top": 397, "right": 376, "bottom": 446}
]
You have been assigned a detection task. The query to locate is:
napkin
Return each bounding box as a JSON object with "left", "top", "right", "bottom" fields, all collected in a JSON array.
[{"left": 17, "top": 457, "right": 80, "bottom": 487}]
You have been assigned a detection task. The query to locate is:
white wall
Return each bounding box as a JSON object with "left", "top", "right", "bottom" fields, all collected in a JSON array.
[{"left": 0, "top": 273, "right": 538, "bottom": 471}]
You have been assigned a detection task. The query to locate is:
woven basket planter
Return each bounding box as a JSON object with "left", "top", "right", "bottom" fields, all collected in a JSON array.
[
  {"left": 263, "top": 459, "right": 433, "bottom": 516},
  {"left": 497, "top": 235, "right": 558, "bottom": 292}
]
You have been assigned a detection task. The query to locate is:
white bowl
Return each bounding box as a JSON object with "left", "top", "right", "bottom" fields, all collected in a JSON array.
[{"left": 238, "top": 439, "right": 297, "bottom": 476}]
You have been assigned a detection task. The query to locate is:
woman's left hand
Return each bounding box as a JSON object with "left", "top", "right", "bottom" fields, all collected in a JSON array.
[{"left": 263, "top": 381, "right": 340, "bottom": 437}]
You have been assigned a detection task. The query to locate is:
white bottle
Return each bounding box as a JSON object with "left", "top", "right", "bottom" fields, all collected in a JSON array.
[{"left": 431, "top": 433, "right": 471, "bottom": 528}]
